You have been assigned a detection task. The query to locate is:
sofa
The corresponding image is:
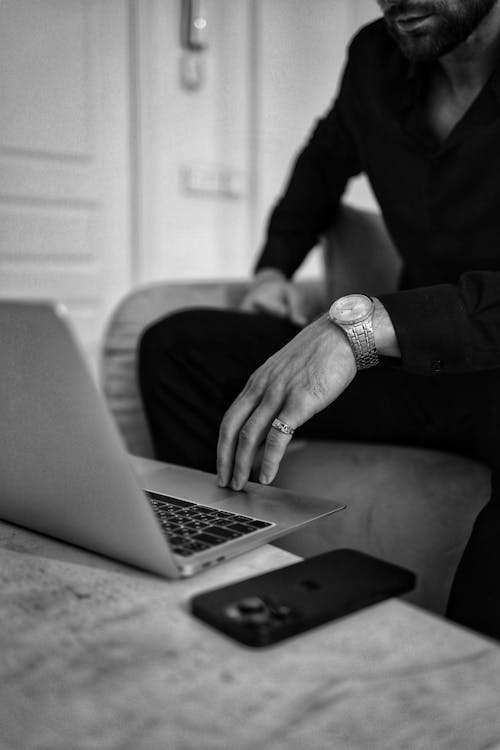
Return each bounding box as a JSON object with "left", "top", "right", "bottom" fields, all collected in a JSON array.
[{"left": 100, "top": 205, "right": 490, "bottom": 615}]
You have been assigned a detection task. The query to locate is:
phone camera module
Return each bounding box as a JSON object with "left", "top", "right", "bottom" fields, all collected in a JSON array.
[{"left": 225, "top": 597, "right": 271, "bottom": 626}]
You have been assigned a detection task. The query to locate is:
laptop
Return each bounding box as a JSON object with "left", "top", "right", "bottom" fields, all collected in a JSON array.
[{"left": 0, "top": 300, "right": 345, "bottom": 578}]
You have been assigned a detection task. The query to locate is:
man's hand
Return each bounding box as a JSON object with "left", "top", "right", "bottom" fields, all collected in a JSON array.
[
  {"left": 239, "top": 268, "right": 308, "bottom": 327},
  {"left": 216, "top": 313, "right": 357, "bottom": 491}
]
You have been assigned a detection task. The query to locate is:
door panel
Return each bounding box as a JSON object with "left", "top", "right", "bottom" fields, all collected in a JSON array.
[{"left": 0, "top": 0, "right": 131, "bottom": 367}]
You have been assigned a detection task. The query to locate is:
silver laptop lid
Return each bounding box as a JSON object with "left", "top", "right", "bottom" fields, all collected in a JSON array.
[{"left": 0, "top": 300, "right": 179, "bottom": 577}]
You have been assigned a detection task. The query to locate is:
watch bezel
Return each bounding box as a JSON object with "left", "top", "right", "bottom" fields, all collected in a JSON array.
[{"left": 329, "top": 294, "right": 375, "bottom": 327}]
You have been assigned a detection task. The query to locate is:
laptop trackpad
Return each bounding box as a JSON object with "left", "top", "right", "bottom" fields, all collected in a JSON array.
[{"left": 135, "top": 460, "right": 344, "bottom": 531}]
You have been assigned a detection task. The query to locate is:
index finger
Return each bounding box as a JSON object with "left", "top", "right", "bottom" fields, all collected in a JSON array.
[
  {"left": 216, "top": 385, "right": 259, "bottom": 487},
  {"left": 228, "top": 389, "right": 283, "bottom": 490}
]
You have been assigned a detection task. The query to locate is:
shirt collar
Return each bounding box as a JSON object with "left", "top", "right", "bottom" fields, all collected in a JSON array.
[
  {"left": 397, "top": 59, "right": 429, "bottom": 114},
  {"left": 399, "top": 50, "right": 500, "bottom": 112}
]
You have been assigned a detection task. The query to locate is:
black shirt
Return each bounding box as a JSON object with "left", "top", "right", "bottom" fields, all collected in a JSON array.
[{"left": 256, "top": 19, "right": 500, "bottom": 376}]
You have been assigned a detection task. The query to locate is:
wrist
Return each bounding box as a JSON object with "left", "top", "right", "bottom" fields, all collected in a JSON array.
[
  {"left": 372, "top": 297, "right": 400, "bottom": 358},
  {"left": 329, "top": 294, "right": 379, "bottom": 370}
]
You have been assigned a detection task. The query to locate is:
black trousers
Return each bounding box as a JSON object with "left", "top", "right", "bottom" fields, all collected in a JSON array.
[{"left": 138, "top": 308, "right": 500, "bottom": 639}]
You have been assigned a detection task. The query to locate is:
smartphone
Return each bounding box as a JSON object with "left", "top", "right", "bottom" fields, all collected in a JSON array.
[{"left": 190, "top": 548, "right": 416, "bottom": 647}]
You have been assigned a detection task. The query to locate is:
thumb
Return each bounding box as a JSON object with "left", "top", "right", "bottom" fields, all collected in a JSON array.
[
  {"left": 285, "top": 285, "right": 308, "bottom": 327},
  {"left": 239, "top": 292, "right": 256, "bottom": 311}
]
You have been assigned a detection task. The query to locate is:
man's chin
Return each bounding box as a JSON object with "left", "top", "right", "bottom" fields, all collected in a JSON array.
[
  {"left": 386, "top": 24, "right": 452, "bottom": 61},
  {"left": 395, "top": 37, "right": 441, "bottom": 61}
]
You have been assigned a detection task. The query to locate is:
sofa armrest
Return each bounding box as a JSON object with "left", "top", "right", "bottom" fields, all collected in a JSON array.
[
  {"left": 323, "top": 204, "right": 402, "bottom": 300},
  {"left": 101, "top": 280, "right": 248, "bottom": 457}
]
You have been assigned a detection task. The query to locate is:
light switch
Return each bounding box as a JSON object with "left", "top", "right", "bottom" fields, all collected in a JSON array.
[
  {"left": 182, "top": 164, "right": 220, "bottom": 194},
  {"left": 181, "top": 164, "right": 247, "bottom": 199}
]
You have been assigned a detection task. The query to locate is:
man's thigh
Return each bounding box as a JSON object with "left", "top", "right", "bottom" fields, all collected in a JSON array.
[
  {"left": 300, "top": 364, "right": 476, "bottom": 458},
  {"left": 140, "top": 306, "right": 486, "bottom": 460},
  {"left": 139, "top": 307, "right": 299, "bottom": 396},
  {"left": 186, "top": 309, "right": 476, "bottom": 455},
  {"left": 143, "top": 310, "right": 439, "bottom": 449}
]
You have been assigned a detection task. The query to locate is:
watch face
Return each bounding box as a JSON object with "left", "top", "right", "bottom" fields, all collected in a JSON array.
[{"left": 330, "top": 294, "right": 373, "bottom": 325}]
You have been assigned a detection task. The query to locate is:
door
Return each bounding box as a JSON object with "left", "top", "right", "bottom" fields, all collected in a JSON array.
[
  {"left": 0, "top": 0, "right": 131, "bottom": 367},
  {"left": 133, "top": 0, "right": 254, "bottom": 284}
]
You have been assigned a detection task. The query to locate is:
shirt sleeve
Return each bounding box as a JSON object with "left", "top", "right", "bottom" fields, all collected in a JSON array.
[
  {"left": 255, "top": 48, "right": 363, "bottom": 279},
  {"left": 379, "top": 270, "right": 500, "bottom": 375}
]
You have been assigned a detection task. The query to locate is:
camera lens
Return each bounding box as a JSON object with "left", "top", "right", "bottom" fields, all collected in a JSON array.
[{"left": 237, "top": 597, "right": 267, "bottom": 615}]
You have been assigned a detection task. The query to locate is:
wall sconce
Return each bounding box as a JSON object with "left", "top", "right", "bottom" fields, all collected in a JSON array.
[{"left": 181, "top": 0, "right": 209, "bottom": 51}]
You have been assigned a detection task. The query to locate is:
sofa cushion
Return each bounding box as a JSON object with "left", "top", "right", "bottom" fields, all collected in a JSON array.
[{"left": 272, "top": 440, "right": 490, "bottom": 614}]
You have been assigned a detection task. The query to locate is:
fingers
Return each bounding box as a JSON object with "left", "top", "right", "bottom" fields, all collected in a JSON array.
[
  {"left": 217, "top": 378, "right": 282, "bottom": 490},
  {"left": 217, "top": 391, "right": 256, "bottom": 489},
  {"left": 218, "top": 386, "right": 304, "bottom": 491},
  {"left": 252, "top": 298, "right": 289, "bottom": 318},
  {"left": 239, "top": 295, "right": 255, "bottom": 312},
  {"left": 216, "top": 313, "right": 357, "bottom": 492},
  {"left": 239, "top": 281, "right": 304, "bottom": 323},
  {"left": 230, "top": 391, "right": 283, "bottom": 490},
  {"left": 239, "top": 286, "right": 288, "bottom": 318},
  {"left": 239, "top": 280, "right": 308, "bottom": 328},
  {"left": 258, "top": 414, "right": 295, "bottom": 485},
  {"left": 219, "top": 383, "right": 320, "bottom": 489},
  {"left": 216, "top": 373, "right": 267, "bottom": 488}
]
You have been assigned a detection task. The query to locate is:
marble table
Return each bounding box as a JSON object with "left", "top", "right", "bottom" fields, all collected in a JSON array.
[{"left": 1, "top": 520, "right": 500, "bottom": 750}]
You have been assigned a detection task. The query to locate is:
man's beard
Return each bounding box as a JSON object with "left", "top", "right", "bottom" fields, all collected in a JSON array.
[{"left": 380, "top": 0, "right": 498, "bottom": 60}]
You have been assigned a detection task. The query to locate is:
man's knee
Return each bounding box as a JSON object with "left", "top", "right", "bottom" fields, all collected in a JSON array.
[
  {"left": 139, "top": 307, "right": 250, "bottom": 362},
  {"left": 138, "top": 309, "right": 206, "bottom": 402},
  {"left": 139, "top": 308, "right": 206, "bottom": 360},
  {"left": 138, "top": 307, "right": 249, "bottom": 398}
]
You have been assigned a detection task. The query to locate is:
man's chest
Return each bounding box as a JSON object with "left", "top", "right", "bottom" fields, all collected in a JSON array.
[
  {"left": 424, "top": 77, "right": 484, "bottom": 143},
  {"left": 349, "top": 92, "right": 500, "bottom": 280}
]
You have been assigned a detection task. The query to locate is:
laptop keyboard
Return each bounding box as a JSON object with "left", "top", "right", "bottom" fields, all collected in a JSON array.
[{"left": 146, "top": 491, "right": 274, "bottom": 557}]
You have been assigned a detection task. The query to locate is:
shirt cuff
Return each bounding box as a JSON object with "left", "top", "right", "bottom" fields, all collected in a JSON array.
[
  {"left": 378, "top": 284, "right": 472, "bottom": 375},
  {"left": 255, "top": 238, "right": 301, "bottom": 279}
]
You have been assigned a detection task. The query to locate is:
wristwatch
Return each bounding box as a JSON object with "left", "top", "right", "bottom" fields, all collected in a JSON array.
[{"left": 328, "top": 294, "right": 379, "bottom": 370}]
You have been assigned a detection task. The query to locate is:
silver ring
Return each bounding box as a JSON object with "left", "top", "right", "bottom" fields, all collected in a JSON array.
[{"left": 272, "top": 418, "right": 295, "bottom": 436}]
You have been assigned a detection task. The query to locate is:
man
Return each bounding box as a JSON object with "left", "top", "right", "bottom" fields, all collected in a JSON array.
[{"left": 139, "top": 0, "right": 500, "bottom": 639}]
